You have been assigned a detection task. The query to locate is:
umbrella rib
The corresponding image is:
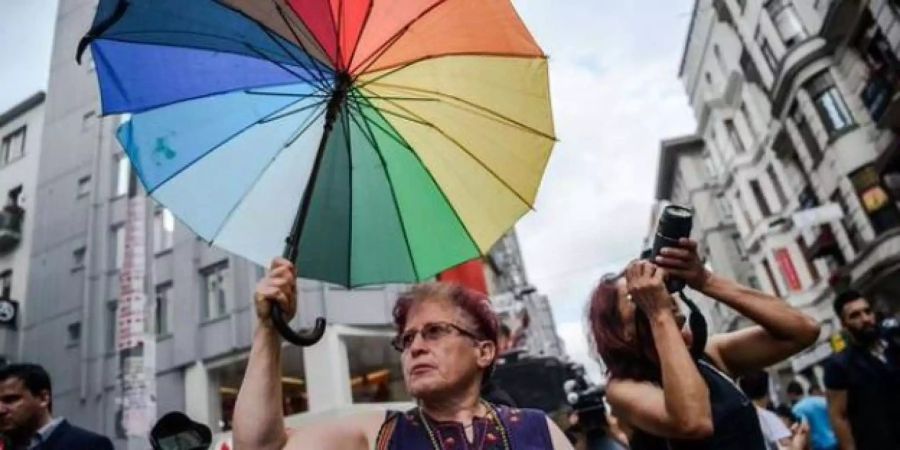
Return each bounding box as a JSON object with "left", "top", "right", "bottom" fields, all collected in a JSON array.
[
  {"left": 208, "top": 103, "right": 328, "bottom": 245},
  {"left": 145, "top": 96, "right": 310, "bottom": 195},
  {"left": 344, "top": 99, "right": 421, "bottom": 280},
  {"left": 242, "top": 42, "right": 332, "bottom": 95},
  {"left": 363, "top": 82, "right": 556, "bottom": 141},
  {"left": 259, "top": 26, "right": 332, "bottom": 92},
  {"left": 358, "top": 91, "right": 535, "bottom": 209},
  {"left": 345, "top": 0, "right": 374, "bottom": 72},
  {"left": 346, "top": 96, "right": 482, "bottom": 262},
  {"left": 273, "top": 2, "right": 334, "bottom": 89},
  {"left": 249, "top": 32, "right": 332, "bottom": 93},
  {"left": 335, "top": 0, "right": 345, "bottom": 71},
  {"left": 349, "top": 0, "right": 451, "bottom": 75},
  {"left": 259, "top": 98, "right": 329, "bottom": 124},
  {"left": 244, "top": 89, "right": 333, "bottom": 98}
]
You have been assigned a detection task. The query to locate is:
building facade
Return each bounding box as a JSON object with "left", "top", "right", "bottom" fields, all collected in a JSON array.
[
  {"left": 675, "top": 0, "right": 900, "bottom": 379},
  {"left": 0, "top": 92, "right": 45, "bottom": 364},
  {"left": 22, "top": 2, "right": 557, "bottom": 447}
]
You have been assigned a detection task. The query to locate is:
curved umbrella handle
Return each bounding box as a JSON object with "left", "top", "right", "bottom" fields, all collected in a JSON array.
[{"left": 271, "top": 306, "right": 326, "bottom": 346}]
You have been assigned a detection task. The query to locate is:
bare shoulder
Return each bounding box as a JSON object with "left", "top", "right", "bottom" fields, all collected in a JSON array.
[
  {"left": 545, "top": 416, "right": 575, "bottom": 450},
  {"left": 284, "top": 411, "right": 387, "bottom": 450}
]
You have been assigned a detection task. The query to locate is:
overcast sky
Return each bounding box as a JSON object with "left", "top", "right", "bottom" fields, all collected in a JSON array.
[{"left": 0, "top": 0, "right": 697, "bottom": 381}]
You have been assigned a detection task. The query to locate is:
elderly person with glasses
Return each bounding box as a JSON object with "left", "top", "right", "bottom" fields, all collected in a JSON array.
[{"left": 233, "top": 258, "right": 573, "bottom": 450}]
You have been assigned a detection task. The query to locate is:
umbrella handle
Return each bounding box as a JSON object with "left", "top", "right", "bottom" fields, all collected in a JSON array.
[{"left": 270, "top": 306, "right": 326, "bottom": 346}]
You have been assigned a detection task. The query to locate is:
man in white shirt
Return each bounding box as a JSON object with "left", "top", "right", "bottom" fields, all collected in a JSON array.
[{"left": 739, "top": 371, "right": 797, "bottom": 450}]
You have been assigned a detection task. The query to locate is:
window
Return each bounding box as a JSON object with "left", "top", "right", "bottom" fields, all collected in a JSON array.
[
  {"left": 716, "top": 193, "right": 734, "bottom": 220},
  {"left": 115, "top": 154, "right": 130, "bottom": 197},
  {"left": 153, "top": 209, "right": 175, "bottom": 254},
  {"left": 735, "top": 190, "right": 754, "bottom": 230},
  {"left": 111, "top": 226, "right": 125, "bottom": 270},
  {"left": 705, "top": 72, "right": 713, "bottom": 86},
  {"left": 766, "top": 0, "right": 808, "bottom": 46},
  {"left": 807, "top": 72, "right": 855, "bottom": 136},
  {"left": 1, "top": 126, "right": 26, "bottom": 166},
  {"left": 106, "top": 301, "right": 117, "bottom": 352},
  {"left": 791, "top": 103, "right": 823, "bottom": 167},
  {"left": 725, "top": 119, "right": 746, "bottom": 154},
  {"left": 0, "top": 270, "right": 11, "bottom": 299},
  {"left": 767, "top": 165, "right": 789, "bottom": 209},
  {"left": 114, "top": 154, "right": 138, "bottom": 198},
  {"left": 201, "top": 261, "right": 229, "bottom": 320},
  {"left": 77, "top": 175, "right": 91, "bottom": 197},
  {"left": 755, "top": 27, "right": 778, "bottom": 72},
  {"left": 731, "top": 233, "right": 746, "bottom": 258},
  {"left": 155, "top": 283, "right": 172, "bottom": 336},
  {"left": 67, "top": 322, "right": 82, "bottom": 346},
  {"left": 73, "top": 246, "right": 86, "bottom": 270},
  {"left": 751, "top": 179, "right": 772, "bottom": 217}
]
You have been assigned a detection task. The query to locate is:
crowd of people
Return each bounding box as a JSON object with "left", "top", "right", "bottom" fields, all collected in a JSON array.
[
  {"left": 0, "top": 240, "right": 897, "bottom": 449},
  {"left": 232, "top": 238, "right": 899, "bottom": 450}
]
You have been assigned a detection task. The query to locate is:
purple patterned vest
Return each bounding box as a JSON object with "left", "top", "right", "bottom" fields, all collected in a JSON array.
[{"left": 379, "top": 404, "right": 553, "bottom": 450}]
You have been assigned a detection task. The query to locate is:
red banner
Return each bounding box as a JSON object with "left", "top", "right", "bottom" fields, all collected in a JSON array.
[
  {"left": 774, "top": 248, "right": 802, "bottom": 292},
  {"left": 438, "top": 259, "right": 489, "bottom": 295}
]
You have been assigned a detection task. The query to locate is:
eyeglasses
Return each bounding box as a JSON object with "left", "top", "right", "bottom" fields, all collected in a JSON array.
[{"left": 392, "top": 321, "right": 483, "bottom": 352}]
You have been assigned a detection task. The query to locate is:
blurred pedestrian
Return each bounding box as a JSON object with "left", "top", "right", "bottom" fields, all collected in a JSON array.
[
  {"left": 785, "top": 381, "right": 804, "bottom": 406},
  {"left": 824, "top": 291, "right": 900, "bottom": 450},
  {"left": 587, "top": 239, "right": 820, "bottom": 450},
  {"left": 0, "top": 364, "right": 113, "bottom": 450},
  {"left": 738, "top": 371, "right": 792, "bottom": 450},
  {"left": 789, "top": 382, "right": 837, "bottom": 450},
  {"left": 233, "top": 258, "right": 574, "bottom": 450}
]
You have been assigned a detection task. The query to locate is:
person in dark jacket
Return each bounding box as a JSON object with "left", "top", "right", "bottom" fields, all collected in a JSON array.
[{"left": 0, "top": 363, "right": 113, "bottom": 450}]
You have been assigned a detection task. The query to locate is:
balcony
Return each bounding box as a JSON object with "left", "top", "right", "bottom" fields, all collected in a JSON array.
[
  {"left": 771, "top": 38, "right": 830, "bottom": 115},
  {"left": 0, "top": 206, "right": 23, "bottom": 253},
  {"left": 820, "top": 0, "right": 866, "bottom": 48}
]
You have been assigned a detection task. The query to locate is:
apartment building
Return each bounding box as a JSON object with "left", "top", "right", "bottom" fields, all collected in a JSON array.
[{"left": 675, "top": 0, "right": 900, "bottom": 379}]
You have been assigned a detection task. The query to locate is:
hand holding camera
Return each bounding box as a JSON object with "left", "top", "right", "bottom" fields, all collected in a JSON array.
[{"left": 653, "top": 238, "right": 711, "bottom": 292}]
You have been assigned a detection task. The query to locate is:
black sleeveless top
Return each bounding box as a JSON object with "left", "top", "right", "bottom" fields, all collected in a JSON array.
[{"left": 629, "top": 359, "right": 766, "bottom": 450}]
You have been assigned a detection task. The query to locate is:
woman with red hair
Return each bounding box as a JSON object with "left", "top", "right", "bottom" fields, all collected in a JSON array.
[
  {"left": 234, "top": 258, "right": 574, "bottom": 450},
  {"left": 588, "top": 239, "right": 817, "bottom": 450}
]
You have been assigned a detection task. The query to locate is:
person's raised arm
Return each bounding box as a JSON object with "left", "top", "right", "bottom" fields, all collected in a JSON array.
[
  {"left": 233, "top": 258, "right": 296, "bottom": 450},
  {"left": 655, "top": 239, "right": 820, "bottom": 377},
  {"left": 607, "top": 261, "right": 713, "bottom": 440}
]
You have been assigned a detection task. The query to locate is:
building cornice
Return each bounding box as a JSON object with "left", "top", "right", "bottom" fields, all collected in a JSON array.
[{"left": 0, "top": 92, "right": 45, "bottom": 129}]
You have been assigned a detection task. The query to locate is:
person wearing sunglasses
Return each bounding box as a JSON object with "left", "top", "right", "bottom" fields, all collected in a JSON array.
[
  {"left": 587, "top": 239, "right": 818, "bottom": 450},
  {"left": 233, "top": 257, "right": 574, "bottom": 450}
]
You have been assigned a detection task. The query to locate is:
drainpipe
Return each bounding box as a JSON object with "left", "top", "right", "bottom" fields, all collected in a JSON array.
[{"left": 81, "top": 112, "right": 106, "bottom": 402}]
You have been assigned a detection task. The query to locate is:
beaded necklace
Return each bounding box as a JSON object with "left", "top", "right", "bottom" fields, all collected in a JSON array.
[{"left": 417, "top": 401, "right": 511, "bottom": 450}]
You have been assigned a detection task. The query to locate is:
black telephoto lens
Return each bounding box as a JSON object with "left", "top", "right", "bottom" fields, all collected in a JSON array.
[{"left": 651, "top": 205, "right": 693, "bottom": 292}]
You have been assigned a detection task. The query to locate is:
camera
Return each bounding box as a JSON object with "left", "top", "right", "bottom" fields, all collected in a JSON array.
[
  {"left": 646, "top": 204, "right": 694, "bottom": 292},
  {"left": 564, "top": 380, "right": 607, "bottom": 433}
]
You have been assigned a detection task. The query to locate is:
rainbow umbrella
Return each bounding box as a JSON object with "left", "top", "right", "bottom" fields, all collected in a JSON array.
[{"left": 79, "top": 0, "right": 555, "bottom": 345}]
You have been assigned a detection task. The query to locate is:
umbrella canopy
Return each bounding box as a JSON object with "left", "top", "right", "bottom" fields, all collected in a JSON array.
[{"left": 81, "top": 0, "right": 555, "bottom": 289}]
